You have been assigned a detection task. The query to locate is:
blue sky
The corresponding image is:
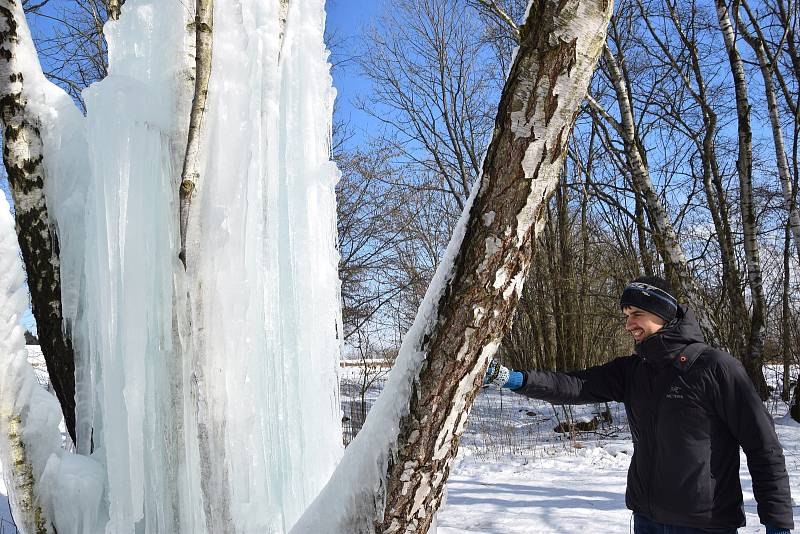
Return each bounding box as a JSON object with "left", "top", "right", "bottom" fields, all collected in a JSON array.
[{"left": 325, "top": 0, "right": 383, "bottom": 147}]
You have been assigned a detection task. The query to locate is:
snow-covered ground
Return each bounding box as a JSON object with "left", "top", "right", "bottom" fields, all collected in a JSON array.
[
  {"left": 435, "top": 389, "right": 800, "bottom": 533},
  {"left": 2, "top": 355, "right": 798, "bottom": 533},
  {"left": 343, "top": 364, "right": 800, "bottom": 534}
]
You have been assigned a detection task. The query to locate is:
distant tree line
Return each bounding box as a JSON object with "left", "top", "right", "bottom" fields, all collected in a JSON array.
[{"left": 332, "top": 0, "right": 800, "bottom": 417}]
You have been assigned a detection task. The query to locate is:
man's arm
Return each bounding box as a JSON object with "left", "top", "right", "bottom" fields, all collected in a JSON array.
[
  {"left": 712, "top": 356, "right": 794, "bottom": 531},
  {"left": 486, "top": 356, "right": 632, "bottom": 405}
]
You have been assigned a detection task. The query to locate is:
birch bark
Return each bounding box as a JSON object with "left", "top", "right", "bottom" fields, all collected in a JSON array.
[
  {"left": 177, "top": 1, "right": 240, "bottom": 531},
  {"left": 0, "top": 0, "right": 77, "bottom": 443},
  {"left": 179, "top": 0, "right": 213, "bottom": 267},
  {"left": 716, "top": 0, "right": 769, "bottom": 397},
  {"left": 292, "top": 0, "right": 613, "bottom": 531},
  {"left": 739, "top": 12, "right": 800, "bottom": 262}
]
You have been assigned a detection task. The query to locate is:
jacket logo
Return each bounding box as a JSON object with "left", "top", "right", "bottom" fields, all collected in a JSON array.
[{"left": 666, "top": 385, "right": 684, "bottom": 400}]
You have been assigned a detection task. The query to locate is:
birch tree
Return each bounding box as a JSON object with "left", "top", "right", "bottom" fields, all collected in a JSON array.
[
  {"left": 0, "top": 0, "right": 78, "bottom": 443},
  {"left": 293, "top": 0, "right": 613, "bottom": 531},
  {"left": 738, "top": 0, "right": 800, "bottom": 262},
  {"left": 635, "top": 0, "right": 753, "bottom": 371},
  {"left": 592, "top": 41, "right": 717, "bottom": 339},
  {"left": 716, "top": 0, "right": 769, "bottom": 397}
]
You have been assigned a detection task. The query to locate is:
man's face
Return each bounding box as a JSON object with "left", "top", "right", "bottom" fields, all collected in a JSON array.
[{"left": 622, "top": 305, "right": 666, "bottom": 342}]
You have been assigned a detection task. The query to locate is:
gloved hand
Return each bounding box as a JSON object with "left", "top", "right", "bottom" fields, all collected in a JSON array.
[
  {"left": 483, "top": 360, "right": 524, "bottom": 389},
  {"left": 765, "top": 525, "right": 791, "bottom": 534}
]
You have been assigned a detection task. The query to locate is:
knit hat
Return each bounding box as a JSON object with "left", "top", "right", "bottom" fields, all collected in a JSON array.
[{"left": 619, "top": 276, "right": 678, "bottom": 322}]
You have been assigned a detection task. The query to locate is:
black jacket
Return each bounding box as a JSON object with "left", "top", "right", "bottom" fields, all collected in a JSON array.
[{"left": 514, "top": 307, "right": 794, "bottom": 530}]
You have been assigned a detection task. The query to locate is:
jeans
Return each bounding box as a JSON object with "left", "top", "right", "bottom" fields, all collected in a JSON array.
[{"left": 633, "top": 514, "right": 738, "bottom": 534}]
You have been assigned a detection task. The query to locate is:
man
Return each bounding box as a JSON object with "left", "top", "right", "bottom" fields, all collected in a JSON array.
[{"left": 485, "top": 276, "right": 794, "bottom": 534}]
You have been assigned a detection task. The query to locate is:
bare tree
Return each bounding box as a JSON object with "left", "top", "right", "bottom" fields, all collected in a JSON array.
[
  {"left": 738, "top": 0, "right": 800, "bottom": 262},
  {"left": 716, "top": 0, "right": 769, "bottom": 397},
  {"left": 357, "top": 0, "right": 496, "bottom": 211}
]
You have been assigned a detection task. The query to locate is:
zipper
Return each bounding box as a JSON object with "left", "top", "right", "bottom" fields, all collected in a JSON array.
[
  {"left": 646, "top": 409, "right": 660, "bottom": 518},
  {"left": 644, "top": 361, "right": 671, "bottom": 520}
]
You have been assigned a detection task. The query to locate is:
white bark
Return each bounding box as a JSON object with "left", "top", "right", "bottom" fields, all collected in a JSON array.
[
  {"left": 0, "top": 0, "right": 78, "bottom": 443},
  {"left": 716, "top": 0, "right": 768, "bottom": 395},
  {"left": 740, "top": 16, "right": 800, "bottom": 262},
  {"left": 179, "top": 0, "right": 214, "bottom": 267},
  {"left": 177, "top": 1, "right": 237, "bottom": 531}
]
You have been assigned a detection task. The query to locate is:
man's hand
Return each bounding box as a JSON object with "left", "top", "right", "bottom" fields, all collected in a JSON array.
[{"left": 483, "top": 360, "right": 523, "bottom": 389}]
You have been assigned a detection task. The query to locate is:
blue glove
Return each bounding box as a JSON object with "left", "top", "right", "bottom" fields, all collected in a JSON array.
[
  {"left": 766, "top": 525, "right": 791, "bottom": 534},
  {"left": 483, "top": 360, "right": 524, "bottom": 389}
]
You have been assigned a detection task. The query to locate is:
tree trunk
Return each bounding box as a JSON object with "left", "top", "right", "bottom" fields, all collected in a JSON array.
[
  {"left": 781, "top": 222, "right": 791, "bottom": 402},
  {"left": 716, "top": 0, "right": 769, "bottom": 398},
  {"left": 107, "top": 0, "right": 124, "bottom": 20},
  {"left": 0, "top": 192, "right": 54, "bottom": 534},
  {"left": 179, "top": 0, "right": 214, "bottom": 267},
  {"left": 0, "top": 0, "right": 77, "bottom": 443},
  {"left": 601, "top": 46, "right": 716, "bottom": 340},
  {"left": 292, "top": 0, "right": 613, "bottom": 531},
  {"left": 178, "top": 1, "right": 238, "bottom": 531},
  {"left": 739, "top": 15, "right": 800, "bottom": 262}
]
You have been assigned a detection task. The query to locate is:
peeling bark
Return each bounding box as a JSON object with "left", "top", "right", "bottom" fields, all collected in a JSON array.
[
  {"left": 0, "top": 0, "right": 77, "bottom": 443},
  {"left": 716, "top": 0, "right": 768, "bottom": 398},
  {"left": 375, "top": 1, "right": 613, "bottom": 528}
]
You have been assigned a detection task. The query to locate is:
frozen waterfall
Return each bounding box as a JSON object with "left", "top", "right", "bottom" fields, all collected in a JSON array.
[{"left": 0, "top": 1, "right": 343, "bottom": 533}]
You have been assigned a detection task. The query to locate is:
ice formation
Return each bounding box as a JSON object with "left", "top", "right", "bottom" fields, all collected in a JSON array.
[{"left": 0, "top": 1, "right": 342, "bottom": 533}]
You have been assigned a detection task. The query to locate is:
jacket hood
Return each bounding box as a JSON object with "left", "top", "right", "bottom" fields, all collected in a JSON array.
[{"left": 634, "top": 305, "right": 705, "bottom": 363}]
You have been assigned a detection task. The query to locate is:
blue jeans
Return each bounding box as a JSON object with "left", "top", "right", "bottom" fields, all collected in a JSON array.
[{"left": 633, "top": 514, "right": 738, "bottom": 534}]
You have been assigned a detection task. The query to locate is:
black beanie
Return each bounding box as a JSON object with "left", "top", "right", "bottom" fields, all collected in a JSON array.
[{"left": 619, "top": 276, "right": 678, "bottom": 322}]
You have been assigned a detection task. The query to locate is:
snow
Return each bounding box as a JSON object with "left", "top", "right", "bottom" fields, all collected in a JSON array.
[
  {"left": 0, "top": 0, "right": 796, "bottom": 531},
  {"left": 2, "top": 358, "right": 798, "bottom": 533},
  {"left": 337, "top": 366, "right": 800, "bottom": 534},
  {"left": 438, "top": 412, "right": 800, "bottom": 533}
]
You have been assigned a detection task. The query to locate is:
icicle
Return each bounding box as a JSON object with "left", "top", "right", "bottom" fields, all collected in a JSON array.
[{"left": 1, "top": 0, "right": 344, "bottom": 532}]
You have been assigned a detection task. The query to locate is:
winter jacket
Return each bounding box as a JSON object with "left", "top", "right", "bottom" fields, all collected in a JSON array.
[{"left": 513, "top": 306, "right": 794, "bottom": 530}]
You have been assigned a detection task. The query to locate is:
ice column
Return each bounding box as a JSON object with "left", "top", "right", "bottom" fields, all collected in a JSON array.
[
  {"left": 186, "top": 0, "right": 343, "bottom": 530},
  {"left": 2, "top": 0, "right": 344, "bottom": 533}
]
